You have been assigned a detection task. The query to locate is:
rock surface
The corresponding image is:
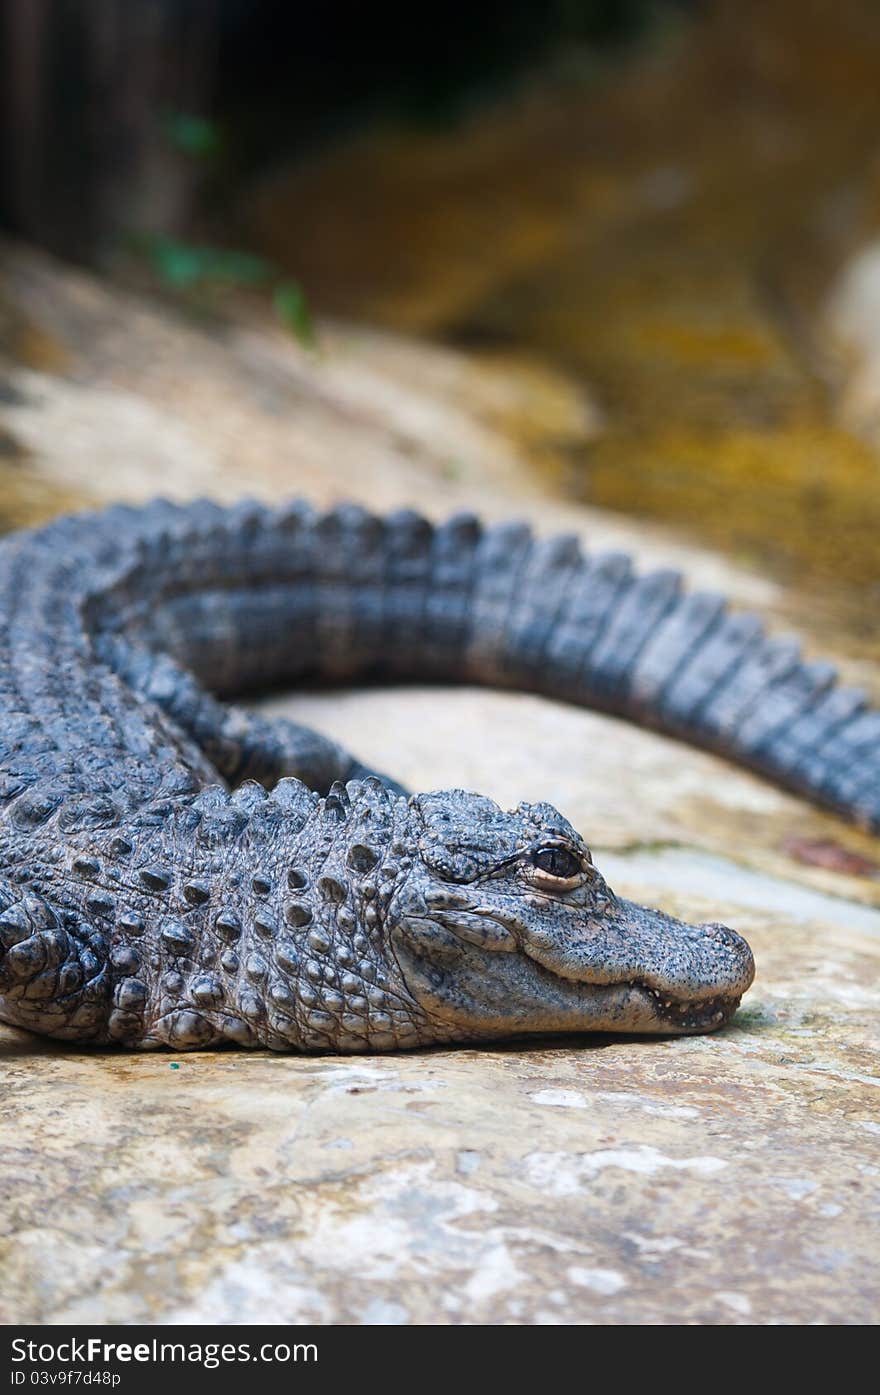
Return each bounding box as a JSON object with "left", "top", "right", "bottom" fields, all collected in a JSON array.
[{"left": 0, "top": 244, "right": 878, "bottom": 1325}]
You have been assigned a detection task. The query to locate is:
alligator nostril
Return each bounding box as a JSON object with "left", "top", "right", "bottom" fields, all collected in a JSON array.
[
  {"left": 701, "top": 922, "right": 755, "bottom": 990},
  {"left": 702, "top": 921, "right": 744, "bottom": 948}
]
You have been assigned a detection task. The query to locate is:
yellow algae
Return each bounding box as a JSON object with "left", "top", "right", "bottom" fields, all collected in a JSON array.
[
  {"left": 585, "top": 422, "right": 880, "bottom": 587},
  {"left": 0, "top": 461, "right": 88, "bottom": 533},
  {"left": 246, "top": 0, "right": 880, "bottom": 609},
  {"left": 0, "top": 288, "right": 70, "bottom": 376},
  {"left": 628, "top": 321, "right": 779, "bottom": 368}
]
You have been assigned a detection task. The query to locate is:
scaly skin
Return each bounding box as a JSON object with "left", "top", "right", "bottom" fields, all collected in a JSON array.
[{"left": 8, "top": 494, "right": 876, "bottom": 1051}]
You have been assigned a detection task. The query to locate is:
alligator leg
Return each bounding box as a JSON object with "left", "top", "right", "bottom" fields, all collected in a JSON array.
[
  {"left": 96, "top": 635, "right": 407, "bottom": 796},
  {"left": 206, "top": 704, "right": 409, "bottom": 796},
  {"left": 0, "top": 886, "right": 110, "bottom": 1041}
]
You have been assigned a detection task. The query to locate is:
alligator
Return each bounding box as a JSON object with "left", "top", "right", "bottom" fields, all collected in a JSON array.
[{"left": 2, "top": 496, "right": 875, "bottom": 1053}]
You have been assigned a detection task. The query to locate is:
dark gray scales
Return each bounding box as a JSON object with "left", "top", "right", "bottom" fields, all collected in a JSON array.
[
  {"left": 501, "top": 533, "right": 583, "bottom": 682},
  {"left": 695, "top": 634, "right": 804, "bottom": 743},
  {"left": 542, "top": 550, "right": 633, "bottom": 696},
  {"left": 845, "top": 769, "right": 880, "bottom": 828},
  {"left": 659, "top": 610, "right": 765, "bottom": 729},
  {"left": 812, "top": 712, "right": 880, "bottom": 804},
  {"left": 786, "top": 703, "right": 874, "bottom": 792},
  {"left": 0, "top": 498, "right": 874, "bottom": 1054},
  {"left": 421, "top": 512, "right": 483, "bottom": 674},
  {"left": 464, "top": 521, "right": 534, "bottom": 682},
  {"left": 831, "top": 763, "right": 880, "bottom": 817},
  {"left": 627, "top": 590, "right": 727, "bottom": 711},
  {"left": 381, "top": 509, "right": 435, "bottom": 675},
  {"left": 836, "top": 738, "right": 880, "bottom": 806},
  {"left": 766, "top": 684, "right": 868, "bottom": 776},
  {"left": 732, "top": 659, "right": 837, "bottom": 761},
  {"left": 313, "top": 504, "right": 387, "bottom": 679},
  {"left": 586, "top": 568, "right": 682, "bottom": 704}
]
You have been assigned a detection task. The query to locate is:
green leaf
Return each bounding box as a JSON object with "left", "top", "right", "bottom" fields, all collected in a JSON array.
[
  {"left": 150, "top": 239, "right": 205, "bottom": 288},
  {"left": 148, "top": 238, "right": 272, "bottom": 290},
  {"left": 164, "top": 113, "right": 221, "bottom": 159},
  {"left": 201, "top": 248, "right": 272, "bottom": 286},
  {"left": 273, "top": 281, "right": 316, "bottom": 348}
]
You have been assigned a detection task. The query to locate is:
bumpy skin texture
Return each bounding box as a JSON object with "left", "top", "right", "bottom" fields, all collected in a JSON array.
[{"left": 9, "top": 495, "right": 876, "bottom": 1050}]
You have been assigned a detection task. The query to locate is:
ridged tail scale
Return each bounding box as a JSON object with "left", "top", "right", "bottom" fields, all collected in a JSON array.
[{"left": 1, "top": 498, "right": 877, "bottom": 831}]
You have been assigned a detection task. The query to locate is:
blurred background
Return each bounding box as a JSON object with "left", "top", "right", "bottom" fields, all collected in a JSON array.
[{"left": 1, "top": 0, "right": 879, "bottom": 641}]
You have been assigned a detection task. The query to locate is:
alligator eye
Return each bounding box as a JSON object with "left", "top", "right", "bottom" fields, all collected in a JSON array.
[{"left": 530, "top": 846, "right": 582, "bottom": 880}]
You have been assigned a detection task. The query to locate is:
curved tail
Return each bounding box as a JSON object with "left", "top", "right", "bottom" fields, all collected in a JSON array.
[
  {"left": 11, "top": 498, "right": 876, "bottom": 833},
  {"left": 457, "top": 524, "right": 879, "bottom": 832}
]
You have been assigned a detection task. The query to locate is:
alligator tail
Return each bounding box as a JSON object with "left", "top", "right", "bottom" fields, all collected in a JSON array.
[{"left": 4, "top": 499, "right": 876, "bottom": 834}]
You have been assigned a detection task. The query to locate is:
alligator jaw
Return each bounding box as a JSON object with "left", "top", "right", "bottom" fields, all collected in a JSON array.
[
  {"left": 605, "top": 982, "right": 746, "bottom": 1034},
  {"left": 390, "top": 890, "right": 756, "bottom": 1043},
  {"left": 513, "top": 895, "right": 756, "bottom": 1037}
]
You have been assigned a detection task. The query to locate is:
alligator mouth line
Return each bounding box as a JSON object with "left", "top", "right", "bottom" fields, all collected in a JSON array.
[
  {"left": 517, "top": 947, "right": 747, "bottom": 1033},
  {"left": 634, "top": 982, "right": 741, "bottom": 1031}
]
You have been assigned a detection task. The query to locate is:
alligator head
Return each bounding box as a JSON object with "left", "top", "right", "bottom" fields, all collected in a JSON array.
[{"left": 388, "top": 790, "right": 755, "bottom": 1042}]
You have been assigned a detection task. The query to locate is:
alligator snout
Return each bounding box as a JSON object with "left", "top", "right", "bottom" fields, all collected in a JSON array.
[
  {"left": 516, "top": 897, "right": 755, "bottom": 1034},
  {"left": 632, "top": 911, "right": 756, "bottom": 1001},
  {"left": 695, "top": 921, "right": 756, "bottom": 997}
]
